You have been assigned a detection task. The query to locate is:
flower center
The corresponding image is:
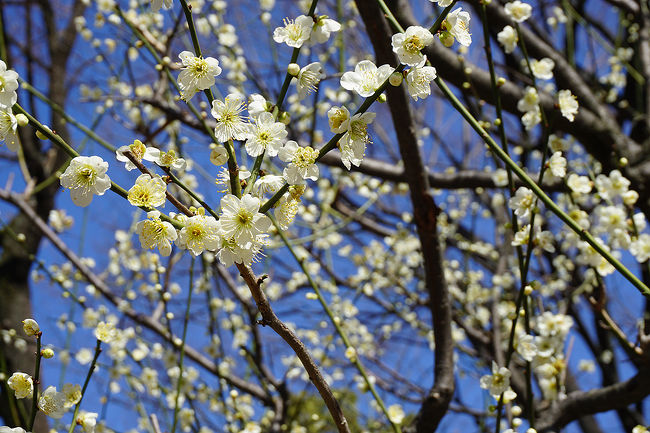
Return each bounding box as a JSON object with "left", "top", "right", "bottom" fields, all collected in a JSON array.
[
  {"left": 292, "top": 146, "right": 319, "bottom": 168},
  {"left": 237, "top": 209, "right": 254, "bottom": 226},
  {"left": 404, "top": 35, "right": 423, "bottom": 53},
  {"left": 76, "top": 166, "right": 96, "bottom": 187}
]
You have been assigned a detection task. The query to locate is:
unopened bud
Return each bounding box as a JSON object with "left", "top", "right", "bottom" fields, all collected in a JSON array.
[
  {"left": 16, "top": 113, "right": 28, "bottom": 127},
  {"left": 287, "top": 63, "right": 300, "bottom": 76},
  {"left": 389, "top": 72, "right": 403, "bottom": 87},
  {"left": 41, "top": 348, "right": 55, "bottom": 359}
]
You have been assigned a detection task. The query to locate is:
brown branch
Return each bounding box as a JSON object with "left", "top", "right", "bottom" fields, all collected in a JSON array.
[
  {"left": 537, "top": 367, "right": 650, "bottom": 432},
  {"left": 355, "top": 2, "right": 455, "bottom": 431},
  {"left": 234, "top": 263, "right": 351, "bottom": 433},
  {"left": 122, "top": 150, "right": 193, "bottom": 217}
]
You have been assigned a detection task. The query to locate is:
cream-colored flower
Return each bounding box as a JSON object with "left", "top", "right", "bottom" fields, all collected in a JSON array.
[
  {"left": 78, "top": 411, "right": 98, "bottom": 433},
  {"left": 7, "top": 372, "right": 33, "bottom": 399},
  {"left": 177, "top": 212, "right": 222, "bottom": 256},
  {"left": 405, "top": 58, "right": 437, "bottom": 101},
  {"left": 327, "top": 106, "right": 350, "bottom": 133},
  {"left": 278, "top": 141, "right": 319, "bottom": 185},
  {"left": 531, "top": 58, "right": 555, "bottom": 80},
  {"left": 211, "top": 94, "right": 249, "bottom": 143},
  {"left": 480, "top": 362, "right": 511, "bottom": 397},
  {"left": 558, "top": 89, "right": 579, "bottom": 121},
  {"left": 62, "top": 383, "right": 82, "bottom": 408},
  {"left": 177, "top": 51, "right": 222, "bottom": 101},
  {"left": 340, "top": 60, "right": 393, "bottom": 98},
  {"left": 60, "top": 156, "right": 111, "bottom": 207},
  {"left": 127, "top": 174, "right": 167, "bottom": 208},
  {"left": 135, "top": 211, "right": 178, "bottom": 256},
  {"left": 219, "top": 194, "right": 271, "bottom": 244},
  {"left": 391, "top": 26, "right": 434, "bottom": 66},
  {"left": 339, "top": 112, "right": 375, "bottom": 169},
  {"left": 497, "top": 25, "right": 518, "bottom": 53},
  {"left": 38, "top": 386, "right": 67, "bottom": 419},
  {"left": 115, "top": 139, "right": 160, "bottom": 171},
  {"left": 0, "top": 108, "right": 18, "bottom": 151},
  {"left": 273, "top": 15, "right": 313, "bottom": 48},
  {"left": 295, "top": 62, "right": 324, "bottom": 100},
  {"left": 505, "top": 1, "right": 532, "bottom": 22},
  {"left": 95, "top": 321, "right": 117, "bottom": 343}
]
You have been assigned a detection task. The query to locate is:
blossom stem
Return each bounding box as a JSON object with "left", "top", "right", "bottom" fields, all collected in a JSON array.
[
  {"left": 160, "top": 165, "right": 220, "bottom": 219},
  {"left": 28, "top": 332, "right": 42, "bottom": 431},
  {"left": 171, "top": 256, "right": 195, "bottom": 433},
  {"left": 67, "top": 339, "right": 102, "bottom": 433},
  {"left": 270, "top": 214, "right": 402, "bottom": 433}
]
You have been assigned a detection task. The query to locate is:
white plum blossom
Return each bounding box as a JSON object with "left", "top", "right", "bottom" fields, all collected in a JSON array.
[
  {"left": 248, "top": 94, "right": 269, "bottom": 119},
  {"left": 219, "top": 194, "right": 271, "bottom": 244},
  {"left": 273, "top": 15, "right": 313, "bottom": 48},
  {"left": 531, "top": 58, "right": 555, "bottom": 80},
  {"left": 509, "top": 187, "right": 535, "bottom": 220},
  {"left": 480, "top": 362, "right": 511, "bottom": 397},
  {"left": 155, "top": 149, "right": 186, "bottom": 171},
  {"left": 595, "top": 170, "right": 630, "bottom": 200},
  {"left": 339, "top": 112, "right": 375, "bottom": 169},
  {"left": 47, "top": 209, "right": 74, "bottom": 233},
  {"left": 522, "top": 107, "right": 541, "bottom": 130},
  {"left": 7, "top": 372, "right": 33, "bottom": 399},
  {"left": 558, "top": 89, "right": 579, "bottom": 121},
  {"left": 127, "top": 174, "right": 167, "bottom": 209},
  {"left": 295, "top": 62, "right": 324, "bottom": 100},
  {"left": 405, "top": 58, "right": 437, "bottom": 100},
  {"left": 0, "top": 60, "right": 19, "bottom": 108},
  {"left": 135, "top": 211, "right": 178, "bottom": 257},
  {"left": 631, "top": 234, "right": 650, "bottom": 263},
  {"left": 505, "top": 1, "right": 532, "bottom": 22},
  {"left": 328, "top": 106, "right": 350, "bottom": 134},
  {"left": 567, "top": 173, "right": 592, "bottom": 194},
  {"left": 548, "top": 151, "right": 566, "bottom": 178},
  {"left": 115, "top": 139, "right": 160, "bottom": 171},
  {"left": 497, "top": 25, "right": 518, "bottom": 53},
  {"left": 38, "top": 386, "right": 67, "bottom": 419},
  {"left": 340, "top": 60, "right": 393, "bottom": 98},
  {"left": 177, "top": 212, "right": 222, "bottom": 256},
  {"left": 177, "top": 51, "right": 222, "bottom": 101},
  {"left": 0, "top": 108, "right": 18, "bottom": 151},
  {"left": 310, "top": 16, "right": 341, "bottom": 44},
  {"left": 211, "top": 94, "right": 249, "bottom": 142},
  {"left": 391, "top": 26, "right": 434, "bottom": 66},
  {"left": 278, "top": 140, "right": 320, "bottom": 184},
  {"left": 517, "top": 86, "right": 538, "bottom": 112},
  {"left": 245, "top": 111, "right": 287, "bottom": 157},
  {"left": 60, "top": 155, "right": 112, "bottom": 207},
  {"left": 443, "top": 8, "right": 472, "bottom": 47},
  {"left": 251, "top": 174, "right": 285, "bottom": 198},
  {"left": 78, "top": 411, "right": 98, "bottom": 433}
]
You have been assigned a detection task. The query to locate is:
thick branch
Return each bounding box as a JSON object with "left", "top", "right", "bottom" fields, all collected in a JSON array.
[{"left": 356, "top": 2, "right": 455, "bottom": 431}]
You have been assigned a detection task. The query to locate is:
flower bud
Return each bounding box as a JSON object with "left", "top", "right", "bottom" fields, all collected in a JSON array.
[
  {"left": 42, "top": 348, "right": 55, "bottom": 359},
  {"left": 439, "top": 31, "right": 455, "bottom": 47},
  {"left": 389, "top": 72, "right": 403, "bottom": 87},
  {"left": 36, "top": 125, "right": 52, "bottom": 140},
  {"left": 287, "top": 63, "right": 300, "bottom": 76},
  {"left": 16, "top": 113, "right": 28, "bottom": 127},
  {"left": 22, "top": 319, "right": 40, "bottom": 336}
]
